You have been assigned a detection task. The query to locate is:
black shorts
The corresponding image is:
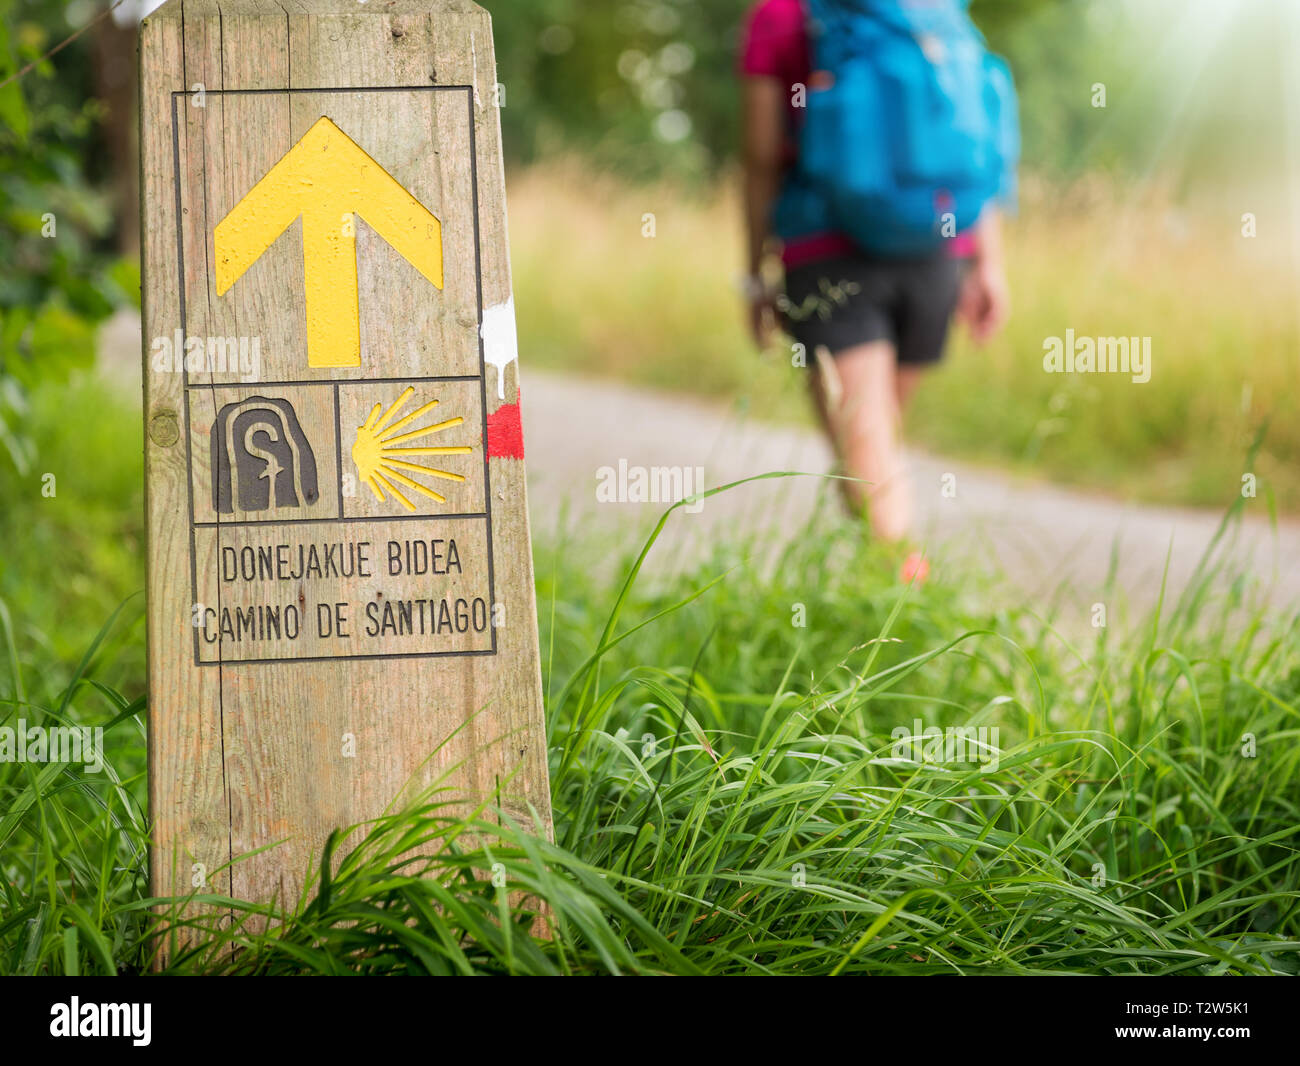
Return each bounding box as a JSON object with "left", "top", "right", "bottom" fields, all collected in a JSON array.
[{"left": 781, "top": 251, "right": 962, "bottom": 366}]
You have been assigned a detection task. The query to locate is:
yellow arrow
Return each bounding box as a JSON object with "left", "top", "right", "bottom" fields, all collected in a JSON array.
[{"left": 214, "top": 117, "right": 443, "bottom": 369}]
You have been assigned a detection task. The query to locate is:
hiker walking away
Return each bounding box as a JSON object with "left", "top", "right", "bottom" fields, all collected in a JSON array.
[{"left": 740, "top": 0, "right": 1018, "bottom": 542}]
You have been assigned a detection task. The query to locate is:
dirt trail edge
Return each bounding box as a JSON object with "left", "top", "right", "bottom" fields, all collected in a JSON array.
[{"left": 520, "top": 370, "right": 1300, "bottom": 615}]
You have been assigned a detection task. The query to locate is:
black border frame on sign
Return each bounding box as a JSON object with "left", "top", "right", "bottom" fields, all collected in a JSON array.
[{"left": 168, "top": 85, "right": 498, "bottom": 667}]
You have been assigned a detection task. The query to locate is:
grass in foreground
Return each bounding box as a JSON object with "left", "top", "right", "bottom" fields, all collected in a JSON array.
[{"left": 1, "top": 480, "right": 1298, "bottom": 975}]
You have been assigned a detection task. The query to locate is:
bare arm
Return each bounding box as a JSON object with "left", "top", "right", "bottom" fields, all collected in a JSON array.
[
  {"left": 973, "top": 206, "right": 1004, "bottom": 273},
  {"left": 956, "top": 206, "right": 1010, "bottom": 344}
]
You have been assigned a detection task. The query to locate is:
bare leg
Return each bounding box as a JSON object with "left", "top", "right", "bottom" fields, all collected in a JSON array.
[
  {"left": 808, "top": 341, "right": 911, "bottom": 541},
  {"left": 807, "top": 346, "right": 838, "bottom": 451},
  {"left": 895, "top": 364, "right": 927, "bottom": 409}
]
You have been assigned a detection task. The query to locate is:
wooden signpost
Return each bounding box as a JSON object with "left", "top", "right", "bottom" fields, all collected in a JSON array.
[{"left": 139, "top": 0, "right": 551, "bottom": 913}]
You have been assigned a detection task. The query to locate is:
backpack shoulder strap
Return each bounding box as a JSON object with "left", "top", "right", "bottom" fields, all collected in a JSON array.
[{"left": 812, "top": 1, "right": 974, "bottom": 37}]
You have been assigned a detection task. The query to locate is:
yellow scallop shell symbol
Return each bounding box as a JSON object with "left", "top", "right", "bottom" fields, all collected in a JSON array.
[{"left": 352, "top": 387, "right": 472, "bottom": 510}]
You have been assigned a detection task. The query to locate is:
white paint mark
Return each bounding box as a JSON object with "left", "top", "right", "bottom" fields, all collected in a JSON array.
[
  {"left": 481, "top": 298, "right": 519, "bottom": 400},
  {"left": 471, "top": 32, "right": 480, "bottom": 109}
]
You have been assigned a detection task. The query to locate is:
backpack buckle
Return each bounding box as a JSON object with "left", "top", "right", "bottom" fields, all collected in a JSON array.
[{"left": 916, "top": 32, "right": 947, "bottom": 64}]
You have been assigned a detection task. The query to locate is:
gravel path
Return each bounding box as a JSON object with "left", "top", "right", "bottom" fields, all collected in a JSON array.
[{"left": 520, "top": 372, "right": 1300, "bottom": 618}]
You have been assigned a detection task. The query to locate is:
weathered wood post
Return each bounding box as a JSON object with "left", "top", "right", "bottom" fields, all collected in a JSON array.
[{"left": 138, "top": 0, "right": 551, "bottom": 916}]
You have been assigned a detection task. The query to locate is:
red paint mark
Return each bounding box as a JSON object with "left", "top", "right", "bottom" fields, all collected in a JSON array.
[{"left": 486, "top": 389, "right": 524, "bottom": 459}]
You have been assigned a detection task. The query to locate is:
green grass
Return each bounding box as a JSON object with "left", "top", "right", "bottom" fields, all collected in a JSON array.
[
  {"left": 0, "top": 372, "right": 145, "bottom": 693},
  {"left": 508, "top": 165, "right": 1300, "bottom": 512},
  {"left": 2, "top": 464, "right": 1298, "bottom": 974}
]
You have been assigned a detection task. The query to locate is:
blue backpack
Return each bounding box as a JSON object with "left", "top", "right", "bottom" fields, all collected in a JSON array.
[{"left": 774, "top": 0, "right": 1019, "bottom": 257}]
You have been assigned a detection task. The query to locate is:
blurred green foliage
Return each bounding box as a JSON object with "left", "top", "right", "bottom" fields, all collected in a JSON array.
[
  {"left": 0, "top": 374, "right": 145, "bottom": 688},
  {"left": 483, "top": 0, "right": 1088, "bottom": 180},
  {"left": 485, "top": 0, "right": 747, "bottom": 181},
  {"left": 0, "top": 0, "right": 136, "bottom": 473},
  {"left": 485, "top": 0, "right": 1297, "bottom": 199}
]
